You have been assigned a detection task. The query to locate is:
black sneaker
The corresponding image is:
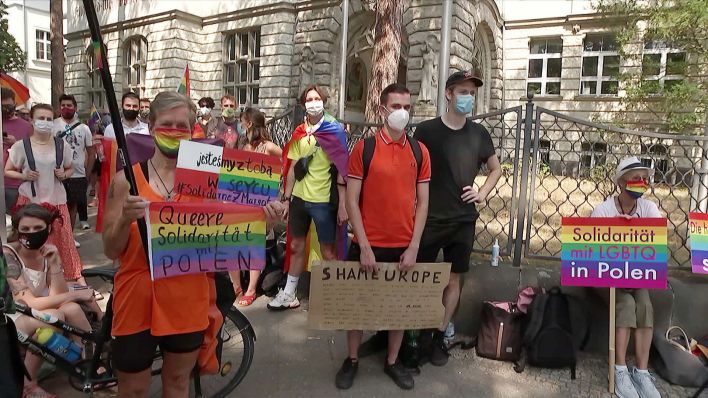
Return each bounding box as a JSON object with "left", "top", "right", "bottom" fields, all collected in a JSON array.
[
  {"left": 335, "top": 358, "right": 359, "bottom": 390},
  {"left": 358, "top": 331, "right": 388, "bottom": 358},
  {"left": 430, "top": 330, "right": 449, "bottom": 366},
  {"left": 384, "top": 360, "right": 414, "bottom": 390}
]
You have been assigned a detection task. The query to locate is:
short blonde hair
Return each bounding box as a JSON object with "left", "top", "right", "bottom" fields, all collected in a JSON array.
[{"left": 149, "top": 91, "right": 197, "bottom": 128}]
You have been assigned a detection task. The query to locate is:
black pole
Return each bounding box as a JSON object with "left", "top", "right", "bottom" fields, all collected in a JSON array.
[{"left": 81, "top": 0, "right": 150, "bottom": 258}]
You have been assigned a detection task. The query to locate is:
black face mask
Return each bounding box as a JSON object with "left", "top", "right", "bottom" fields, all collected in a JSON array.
[
  {"left": 2, "top": 105, "right": 15, "bottom": 118},
  {"left": 18, "top": 228, "right": 50, "bottom": 250},
  {"left": 123, "top": 109, "right": 139, "bottom": 121}
]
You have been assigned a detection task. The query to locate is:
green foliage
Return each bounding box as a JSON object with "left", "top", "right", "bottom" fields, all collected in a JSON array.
[
  {"left": 594, "top": 0, "right": 707, "bottom": 133},
  {"left": 0, "top": 0, "right": 25, "bottom": 72},
  {"left": 538, "top": 162, "right": 551, "bottom": 179}
]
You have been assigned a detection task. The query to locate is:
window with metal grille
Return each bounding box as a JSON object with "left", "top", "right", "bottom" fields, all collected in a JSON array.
[
  {"left": 36, "top": 30, "right": 51, "bottom": 61},
  {"left": 224, "top": 29, "right": 261, "bottom": 107},
  {"left": 527, "top": 38, "right": 563, "bottom": 96},
  {"left": 580, "top": 34, "right": 619, "bottom": 95},
  {"left": 123, "top": 36, "right": 148, "bottom": 98},
  {"left": 580, "top": 142, "right": 608, "bottom": 175},
  {"left": 86, "top": 43, "right": 107, "bottom": 110},
  {"left": 641, "top": 41, "right": 685, "bottom": 94}
]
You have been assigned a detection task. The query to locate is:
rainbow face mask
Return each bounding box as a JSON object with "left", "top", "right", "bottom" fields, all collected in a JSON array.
[
  {"left": 626, "top": 180, "right": 649, "bottom": 199},
  {"left": 153, "top": 127, "right": 192, "bottom": 159}
]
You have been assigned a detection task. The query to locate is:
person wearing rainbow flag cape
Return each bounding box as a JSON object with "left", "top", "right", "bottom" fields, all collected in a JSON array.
[
  {"left": 591, "top": 156, "right": 661, "bottom": 398},
  {"left": 269, "top": 85, "right": 349, "bottom": 311}
]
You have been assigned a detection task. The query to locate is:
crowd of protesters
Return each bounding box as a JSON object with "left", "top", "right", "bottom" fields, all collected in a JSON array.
[{"left": 1, "top": 66, "right": 663, "bottom": 398}]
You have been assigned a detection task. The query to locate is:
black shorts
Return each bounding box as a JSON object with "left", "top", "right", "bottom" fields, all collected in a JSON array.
[
  {"left": 287, "top": 196, "right": 337, "bottom": 244},
  {"left": 112, "top": 329, "right": 205, "bottom": 373},
  {"left": 63, "top": 177, "right": 88, "bottom": 206},
  {"left": 348, "top": 242, "right": 406, "bottom": 263},
  {"left": 417, "top": 222, "right": 476, "bottom": 274}
]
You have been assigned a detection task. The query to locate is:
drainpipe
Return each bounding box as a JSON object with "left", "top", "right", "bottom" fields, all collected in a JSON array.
[
  {"left": 436, "top": 0, "right": 452, "bottom": 116},
  {"left": 338, "top": 0, "right": 349, "bottom": 119}
]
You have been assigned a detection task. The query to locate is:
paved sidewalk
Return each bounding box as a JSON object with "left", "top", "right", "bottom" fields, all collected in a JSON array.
[{"left": 45, "top": 296, "right": 704, "bottom": 398}]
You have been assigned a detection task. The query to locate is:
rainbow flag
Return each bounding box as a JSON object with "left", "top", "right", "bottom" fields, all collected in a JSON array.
[
  {"left": 88, "top": 104, "right": 101, "bottom": 131},
  {"left": 560, "top": 217, "right": 668, "bottom": 289},
  {"left": 688, "top": 212, "right": 708, "bottom": 274},
  {"left": 0, "top": 72, "right": 30, "bottom": 104},
  {"left": 92, "top": 40, "right": 104, "bottom": 69},
  {"left": 177, "top": 64, "right": 190, "bottom": 96},
  {"left": 145, "top": 201, "right": 266, "bottom": 280}
]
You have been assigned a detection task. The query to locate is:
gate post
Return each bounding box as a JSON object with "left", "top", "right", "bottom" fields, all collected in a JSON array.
[{"left": 513, "top": 95, "right": 534, "bottom": 267}]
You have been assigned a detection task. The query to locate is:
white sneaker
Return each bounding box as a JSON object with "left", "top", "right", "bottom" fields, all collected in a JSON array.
[
  {"left": 630, "top": 368, "right": 661, "bottom": 398},
  {"left": 267, "top": 290, "right": 300, "bottom": 311},
  {"left": 80, "top": 221, "right": 90, "bottom": 230},
  {"left": 615, "top": 367, "right": 640, "bottom": 398},
  {"left": 74, "top": 240, "right": 81, "bottom": 248}
]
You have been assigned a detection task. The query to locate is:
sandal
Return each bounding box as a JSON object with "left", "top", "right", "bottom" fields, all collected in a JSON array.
[
  {"left": 233, "top": 285, "right": 243, "bottom": 297},
  {"left": 22, "top": 384, "right": 56, "bottom": 398},
  {"left": 238, "top": 294, "right": 257, "bottom": 307}
]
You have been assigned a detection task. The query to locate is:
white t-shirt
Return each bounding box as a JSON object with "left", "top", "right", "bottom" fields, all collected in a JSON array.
[
  {"left": 53, "top": 117, "right": 93, "bottom": 178},
  {"left": 8, "top": 139, "right": 73, "bottom": 204},
  {"left": 591, "top": 197, "right": 662, "bottom": 218},
  {"left": 104, "top": 120, "right": 150, "bottom": 139}
]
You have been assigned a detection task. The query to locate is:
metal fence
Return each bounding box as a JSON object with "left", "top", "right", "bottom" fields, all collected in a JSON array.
[{"left": 267, "top": 101, "right": 706, "bottom": 268}]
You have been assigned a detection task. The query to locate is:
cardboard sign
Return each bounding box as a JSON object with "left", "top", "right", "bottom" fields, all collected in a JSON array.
[
  {"left": 561, "top": 217, "right": 668, "bottom": 289},
  {"left": 689, "top": 212, "right": 708, "bottom": 274},
  {"left": 175, "top": 140, "right": 281, "bottom": 207},
  {"left": 308, "top": 261, "right": 451, "bottom": 331},
  {"left": 146, "top": 201, "right": 266, "bottom": 280}
]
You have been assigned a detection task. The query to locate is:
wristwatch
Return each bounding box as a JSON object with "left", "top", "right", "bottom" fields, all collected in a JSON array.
[{"left": 281, "top": 194, "right": 291, "bottom": 202}]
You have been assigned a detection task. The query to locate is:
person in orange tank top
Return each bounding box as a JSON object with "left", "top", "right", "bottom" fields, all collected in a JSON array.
[{"left": 102, "top": 91, "right": 209, "bottom": 398}]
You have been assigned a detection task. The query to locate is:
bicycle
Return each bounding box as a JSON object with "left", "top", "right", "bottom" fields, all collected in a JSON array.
[{"left": 13, "top": 266, "right": 256, "bottom": 397}]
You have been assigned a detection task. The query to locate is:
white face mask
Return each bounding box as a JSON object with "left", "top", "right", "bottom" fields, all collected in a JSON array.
[
  {"left": 198, "top": 107, "right": 211, "bottom": 117},
  {"left": 33, "top": 120, "right": 53, "bottom": 135},
  {"left": 305, "top": 100, "right": 324, "bottom": 116},
  {"left": 386, "top": 108, "right": 410, "bottom": 132}
]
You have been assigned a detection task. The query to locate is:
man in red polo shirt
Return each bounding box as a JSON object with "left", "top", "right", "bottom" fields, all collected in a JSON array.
[{"left": 335, "top": 83, "right": 431, "bottom": 391}]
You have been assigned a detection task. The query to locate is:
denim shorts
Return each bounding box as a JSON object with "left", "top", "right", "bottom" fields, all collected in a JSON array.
[{"left": 288, "top": 196, "right": 336, "bottom": 244}]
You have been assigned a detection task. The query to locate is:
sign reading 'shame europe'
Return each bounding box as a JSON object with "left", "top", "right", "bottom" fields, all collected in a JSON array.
[{"left": 560, "top": 217, "right": 668, "bottom": 289}]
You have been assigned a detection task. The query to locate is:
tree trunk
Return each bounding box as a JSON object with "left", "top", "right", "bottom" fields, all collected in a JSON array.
[
  {"left": 50, "top": 0, "right": 64, "bottom": 111},
  {"left": 363, "top": 0, "right": 405, "bottom": 125}
]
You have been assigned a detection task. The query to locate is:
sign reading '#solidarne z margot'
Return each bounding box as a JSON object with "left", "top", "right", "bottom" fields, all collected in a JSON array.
[
  {"left": 146, "top": 202, "right": 266, "bottom": 280},
  {"left": 688, "top": 212, "right": 708, "bottom": 275},
  {"left": 175, "top": 140, "right": 281, "bottom": 207},
  {"left": 561, "top": 217, "right": 668, "bottom": 289}
]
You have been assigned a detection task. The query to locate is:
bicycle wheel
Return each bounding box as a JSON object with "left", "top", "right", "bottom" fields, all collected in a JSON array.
[{"left": 191, "top": 308, "right": 255, "bottom": 398}]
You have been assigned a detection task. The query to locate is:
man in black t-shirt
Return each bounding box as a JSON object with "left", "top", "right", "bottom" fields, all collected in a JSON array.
[{"left": 414, "top": 70, "right": 502, "bottom": 366}]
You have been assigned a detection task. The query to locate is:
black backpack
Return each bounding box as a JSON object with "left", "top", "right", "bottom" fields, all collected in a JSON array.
[
  {"left": 361, "top": 135, "right": 423, "bottom": 181},
  {"left": 522, "top": 287, "right": 578, "bottom": 379},
  {"left": 22, "top": 137, "right": 65, "bottom": 198}
]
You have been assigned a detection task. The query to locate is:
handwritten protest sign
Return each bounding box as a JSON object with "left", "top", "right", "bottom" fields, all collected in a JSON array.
[
  {"left": 146, "top": 202, "right": 266, "bottom": 280},
  {"left": 561, "top": 217, "right": 667, "bottom": 289},
  {"left": 175, "top": 140, "right": 281, "bottom": 207},
  {"left": 689, "top": 212, "right": 708, "bottom": 274},
  {"left": 308, "top": 261, "right": 451, "bottom": 330}
]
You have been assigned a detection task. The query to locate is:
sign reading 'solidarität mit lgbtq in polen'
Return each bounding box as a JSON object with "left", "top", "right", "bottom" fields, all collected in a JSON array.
[{"left": 561, "top": 217, "right": 668, "bottom": 289}]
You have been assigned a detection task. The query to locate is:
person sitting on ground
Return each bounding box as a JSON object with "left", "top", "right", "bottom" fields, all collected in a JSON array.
[
  {"left": 5, "top": 203, "right": 102, "bottom": 398},
  {"left": 229, "top": 107, "right": 283, "bottom": 306},
  {"left": 5, "top": 104, "right": 85, "bottom": 284},
  {"left": 591, "top": 156, "right": 661, "bottom": 398}
]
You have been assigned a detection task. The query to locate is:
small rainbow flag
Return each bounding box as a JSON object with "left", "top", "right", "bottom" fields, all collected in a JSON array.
[
  {"left": 88, "top": 104, "right": 101, "bottom": 131},
  {"left": 688, "top": 212, "right": 708, "bottom": 274},
  {"left": 146, "top": 201, "right": 266, "bottom": 280},
  {"left": 92, "top": 40, "right": 103, "bottom": 69},
  {"left": 560, "top": 217, "right": 668, "bottom": 289},
  {"left": 177, "top": 64, "right": 190, "bottom": 96},
  {"left": 0, "top": 72, "right": 30, "bottom": 104}
]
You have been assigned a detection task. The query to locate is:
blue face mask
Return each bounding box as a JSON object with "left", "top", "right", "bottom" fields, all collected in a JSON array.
[{"left": 454, "top": 94, "right": 475, "bottom": 115}]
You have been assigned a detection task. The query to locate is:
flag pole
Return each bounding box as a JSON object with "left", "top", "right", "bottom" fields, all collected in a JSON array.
[{"left": 81, "top": 0, "right": 149, "bottom": 258}]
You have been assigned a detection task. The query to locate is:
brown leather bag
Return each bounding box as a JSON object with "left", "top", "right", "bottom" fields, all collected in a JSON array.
[{"left": 476, "top": 301, "right": 524, "bottom": 362}]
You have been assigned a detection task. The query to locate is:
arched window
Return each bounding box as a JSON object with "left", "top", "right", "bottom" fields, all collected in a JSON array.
[
  {"left": 86, "top": 43, "right": 107, "bottom": 110},
  {"left": 123, "top": 36, "right": 148, "bottom": 97}
]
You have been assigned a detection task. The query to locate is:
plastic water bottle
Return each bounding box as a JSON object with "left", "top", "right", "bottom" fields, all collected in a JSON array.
[
  {"left": 35, "top": 328, "right": 82, "bottom": 362},
  {"left": 491, "top": 239, "right": 499, "bottom": 267}
]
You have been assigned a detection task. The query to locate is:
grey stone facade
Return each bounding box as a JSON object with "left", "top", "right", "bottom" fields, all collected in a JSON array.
[{"left": 64, "top": 0, "right": 504, "bottom": 120}]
